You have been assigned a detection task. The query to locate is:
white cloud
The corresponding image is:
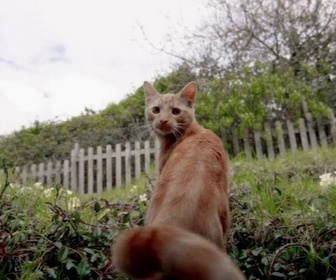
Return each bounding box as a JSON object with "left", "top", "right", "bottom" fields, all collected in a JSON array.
[{"left": 0, "top": 0, "right": 205, "bottom": 135}]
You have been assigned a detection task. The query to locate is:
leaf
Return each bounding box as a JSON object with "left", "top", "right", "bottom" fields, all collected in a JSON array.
[
  {"left": 46, "top": 268, "right": 57, "bottom": 278},
  {"left": 271, "top": 272, "right": 286, "bottom": 278},
  {"left": 66, "top": 260, "right": 75, "bottom": 270},
  {"left": 93, "top": 226, "right": 102, "bottom": 237},
  {"left": 54, "top": 242, "right": 62, "bottom": 249},
  {"left": 239, "top": 250, "right": 248, "bottom": 260},
  {"left": 251, "top": 247, "right": 264, "bottom": 256},
  {"left": 117, "top": 211, "right": 128, "bottom": 216},
  {"left": 261, "top": 256, "right": 269, "bottom": 266},
  {"left": 59, "top": 247, "right": 69, "bottom": 262},
  {"left": 97, "top": 208, "right": 111, "bottom": 220},
  {"left": 94, "top": 202, "right": 101, "bottom": 213},
  {"left": 84, "top": 248, "right": 96, "bottom": 255},
  {"left": 76, "top": 260, "right": 90, "bottom": 276},
  {"left": 130, "top": 211, "right": 140, "bottom": 218},
  {"left": 72, "top": 211, "right": 81, "bottom": 222},
  {"left": 299, "top": 268, "right": 307, "bottom": 273}
]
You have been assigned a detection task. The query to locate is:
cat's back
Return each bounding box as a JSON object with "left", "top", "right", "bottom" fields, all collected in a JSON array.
[
  {"left": 166, "top": 123, "right": 228, "bottom": 175},
  {"left": 149, "top": 123, "right": 230, "bottom": 237}
]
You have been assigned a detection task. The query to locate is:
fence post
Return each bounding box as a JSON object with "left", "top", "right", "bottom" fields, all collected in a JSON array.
[
  {"left": 63, "top": 159, "right": 70, "bottom": 188},
  {"left": 254, "top": 130, "right": 263, "bottom": 160},
  {"left": 106, "top": 145, "right": 113, "bottom": 191},
  {"left": 70, "top": 143, "right": 79, "bottom": 192},
  {"left": 299, "top": 118, "right": 309, "bottom": 151},
  {"left": 243, "top": 130, "right": 252, "bottom": 159},
  {"left": 116, "top": 144, "right": 122, "bottom": 188},
  {"left": 286, "top": 120, "right": 297, "bottom": 152},
  {"left": 78, "top": 148, "right": 85, "bottom": 195},
  {"left": 125, "top": 142, "right": 131, "bottom": 185},
  {"left": 97, "top": 146, "right": 103, "bottom": 194},
  {"left": 88, "top": 147, "right": 94, "bottom": 194},
  {"left": 135, "top": 141, "right": 141, "bottom": 179},
  {"left": 275, "top": 121, "right": 286, "bottom": 156},
  {"left": 144, "top": 140, "right": 150, "bottom": 172},
  {"left": 264, "top": 122, "right": 274, "bottom": 160},
  {"left": 154, "top": 138, "right": 160, "bottom": 171},
  {"left": 329, "top": 111, "right": 336, "bottom": 145},
  {"left": 232, "top": 128, "right": 240, "bottom": 155},
  {"left": 47, "top": 162, "right": 52, "bottom": 187},
  {"left": 305, "top": 113, "right": 318, "bottom": 150}
]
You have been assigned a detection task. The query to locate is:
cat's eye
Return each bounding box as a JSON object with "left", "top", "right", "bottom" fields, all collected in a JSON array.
[
  {"left": 152, "top": 107, "right": 160, "bottom": 114},
  {"left": 172, "top": 108, "right": 181, "bottom": 115}
]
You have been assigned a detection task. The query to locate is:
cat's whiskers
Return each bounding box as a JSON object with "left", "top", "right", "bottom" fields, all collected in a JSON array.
[
  {"left": 131, "top": 123, "right": 153, "bottom": 140},
  {"left": 172, "top": 124, "right": 188, "bottom": 139}
]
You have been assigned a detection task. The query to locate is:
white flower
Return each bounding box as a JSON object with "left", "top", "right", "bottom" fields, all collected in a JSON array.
[
  {"left": 139, "top": 193, "right": 147, "bottom": 202},
  {"left": 9, "top": 183, "right": 20, "bottom": 189},
  {"left": 34, "top": 182, "right": 43, "bottom": 189},
  {"left": 68, "top": 197, "right": 81, "bottom": 210},
  {"left": 319, "top": 172, "right": 336, "bottom": 193},
  {"left": 43, "top": 188, "right": 54, "bottom": 197},
  {"left": 130, "top": 185, "right": 138, "bottom": 193}
]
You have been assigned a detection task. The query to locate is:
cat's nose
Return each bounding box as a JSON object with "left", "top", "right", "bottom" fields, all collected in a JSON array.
[{"left": 160, "top": 120, "right": 168, "bottom": 125}]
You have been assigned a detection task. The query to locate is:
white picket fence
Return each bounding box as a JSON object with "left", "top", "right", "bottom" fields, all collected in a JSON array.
[
  {"left": 2, "top": 106, "right": 336, "bottom": 194},
  {"left": 1, "top": 140, "right": 160, "bottom": 195}
]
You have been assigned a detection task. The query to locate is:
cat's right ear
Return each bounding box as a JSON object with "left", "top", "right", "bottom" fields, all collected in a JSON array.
[{"left": 143, "top": 81, "right": 159, "bottom": 105}]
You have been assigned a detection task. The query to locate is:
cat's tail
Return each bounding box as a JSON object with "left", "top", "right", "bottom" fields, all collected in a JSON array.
[{"left": 112, "top": 226, "right": 245, "bottom": 280}]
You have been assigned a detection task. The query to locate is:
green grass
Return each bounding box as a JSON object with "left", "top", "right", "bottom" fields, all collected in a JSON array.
[
  {"left": 0, "top": 148, "right": 335, "bottom": 279},
  {"left": 229, "top": 148, "right": 336, "bottom": 278}
]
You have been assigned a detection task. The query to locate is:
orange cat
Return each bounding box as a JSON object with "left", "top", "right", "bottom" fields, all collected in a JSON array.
[{"left": 112, "top": 82, "right": 244, "bottom": 279}]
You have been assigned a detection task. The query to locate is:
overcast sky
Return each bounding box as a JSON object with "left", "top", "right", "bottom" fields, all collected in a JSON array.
[{"left": 0, "top": 0, "right": 205, "bottom": 135}]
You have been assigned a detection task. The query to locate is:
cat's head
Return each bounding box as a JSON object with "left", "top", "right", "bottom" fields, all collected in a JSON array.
[{"left": 143, "top": 81, "right": 197, "bottom": 137}]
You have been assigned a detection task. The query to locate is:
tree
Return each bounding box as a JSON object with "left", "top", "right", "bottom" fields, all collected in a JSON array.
[{"left": 158, "top": 0, "right": 336, "bottom": 107}]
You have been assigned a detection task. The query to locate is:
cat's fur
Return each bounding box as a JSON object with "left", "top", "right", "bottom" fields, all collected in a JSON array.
[{"left": 112, "top": 82, "right": 244, "bottom": 279}]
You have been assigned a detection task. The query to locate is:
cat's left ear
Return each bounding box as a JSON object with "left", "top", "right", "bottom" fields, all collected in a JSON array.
[
  {"left": 179, "top": 82, "right": 197, "bottom": 107},
  {"left": 143, "top": 81, "right": 159, "bottom": 105}
]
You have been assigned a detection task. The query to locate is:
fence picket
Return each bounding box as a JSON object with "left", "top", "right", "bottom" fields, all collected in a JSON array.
[
  {"left": 317, "top": 122, "right": 328, "bottom": 147},
  {"left": 47, "top": 162, "right": 52, "bottom": 187},
  {"left": 286, "top": 120, "right": 297, "bottom": 152},
  {"left": 97, "top": 146, "right": 103, "bottom": 194},
  {"left": 275, "top": 121, "right": 286, "bottom": 156},
  {"left": 254, "top": 131, "right": 263, "bottom": 160},
  {"left": 55, "top": 161, "right": 61, "bottom": 184},
  {"left": 63, "top": 159, "right": 70, "bottom": 188},
  {"left": 329, "top": 112, "right": 336, "bottom": 145},
  {"left": 264, "top": 123, "right": 274, "bottom": 160},
  {"left": 78, "top": 149, "right": 85, "bottom": 195},
  {"left": 88, "top": 147, "right": 94, "bottom": 194},
  {"left": 135, "top": 141, "right": 141, "bottom": 179},
  {"left": 299, "top": 118, "right": 309, "bottom": 150},
  {"left": 243, "top": 130, "right": 252, "bottom": 159},
  {"left": 306, "top": 113, "right": 318, "bottom": 150},
  {"left": 116, "top": 144, "right": 122, "bottom": 188},
  {"left": 125, "top": 142, "right": 131, "bottom": 185},
  {"left": 2, "top": 108, "right": 336, "bottom": 194},
  {"left": 144, "top": 140, "right": 150, "bottom": 171},
  {"left": 70, "top": 145, "right": 78, "bottom": 191},
  {"left": 106, "top": 145, "right": 112, "bottom": 191}
]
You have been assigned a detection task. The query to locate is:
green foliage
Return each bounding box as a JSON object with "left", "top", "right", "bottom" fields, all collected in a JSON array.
[
  {"left": 0, "top": 178, "right": 148, "bottom": 279},
  {"left": 196, "top": 63, "right": 331, "bottom": 134},
  {"left": 1, "top": 148, "right": 336, "bottom": 279}
]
